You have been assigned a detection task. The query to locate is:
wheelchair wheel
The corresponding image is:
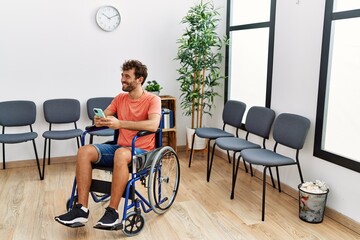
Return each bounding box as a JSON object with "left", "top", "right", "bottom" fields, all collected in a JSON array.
[
  {"left": 122, "top": 211, "right": 145, "bottom": 237},
  {"left": 148, "top": 146, "right": 180, "bottom": 214}
]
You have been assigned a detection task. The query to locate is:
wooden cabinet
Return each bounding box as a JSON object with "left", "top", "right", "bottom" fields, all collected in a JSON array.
[{"left": 160, "top": 95, "right": 177, "bottom": 152}]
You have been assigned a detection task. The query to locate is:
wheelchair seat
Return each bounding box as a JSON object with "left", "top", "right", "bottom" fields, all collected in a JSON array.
[{"left": 66, "top": 124, "right": 180, "bottom": 236}]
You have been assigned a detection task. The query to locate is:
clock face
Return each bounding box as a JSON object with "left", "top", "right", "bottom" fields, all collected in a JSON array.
[{"left": 96, "top": 6, "right": 121, "bottom": 32}]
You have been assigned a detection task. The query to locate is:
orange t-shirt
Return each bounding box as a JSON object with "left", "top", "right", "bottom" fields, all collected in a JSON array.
[{"left": 106, "top": 92, "right": 161, "bottom": 151}]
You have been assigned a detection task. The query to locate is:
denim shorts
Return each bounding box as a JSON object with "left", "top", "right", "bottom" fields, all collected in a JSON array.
[{"left": 93, "top": 144, "right": 146, "bottom": 167}]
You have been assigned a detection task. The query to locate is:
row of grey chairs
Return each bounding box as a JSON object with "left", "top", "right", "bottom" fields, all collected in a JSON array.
[
  {"left": 188, "top": 100, "right": 310, "bottom": 221},
  {"left": 0, "top": 97, "right": 114, "bottom": 180}
]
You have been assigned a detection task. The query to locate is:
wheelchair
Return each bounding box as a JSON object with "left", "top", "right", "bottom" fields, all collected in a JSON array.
[{"left": 65, "top": 124, "right": 180, "bottom": 236}]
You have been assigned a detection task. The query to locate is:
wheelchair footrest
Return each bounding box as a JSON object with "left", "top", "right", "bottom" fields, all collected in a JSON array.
[
  {"left": 69, "top": 222, "right": 86, "bottom": 228},
  {"left": 93, "top": 223, "right": 122, "bottom": 231}
]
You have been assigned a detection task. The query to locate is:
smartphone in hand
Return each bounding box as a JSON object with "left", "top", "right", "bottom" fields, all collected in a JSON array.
[{"left": 93, "top": 108, "right": 106, "bottom": 118}]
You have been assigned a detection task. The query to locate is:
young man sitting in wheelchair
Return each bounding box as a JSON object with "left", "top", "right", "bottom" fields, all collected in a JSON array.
[{"left": 55, "top": 59, "right": 162, "bottom": 228}]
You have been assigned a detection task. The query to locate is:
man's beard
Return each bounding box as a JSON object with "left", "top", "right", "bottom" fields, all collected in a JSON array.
[{"left": 122, "top": 82, "right": 136, "bottom": 92}]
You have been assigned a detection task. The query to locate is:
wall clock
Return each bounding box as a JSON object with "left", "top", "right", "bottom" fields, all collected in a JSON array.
[{"left": 96, "top": 6, "right": 121, "bottom": 32}]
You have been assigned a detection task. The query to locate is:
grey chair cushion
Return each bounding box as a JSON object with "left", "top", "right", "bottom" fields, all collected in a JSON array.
[
  {"left": 195, "top": 127, "right": 234, "bottom": 139},
  {"left": 89, "top": 128, "right": 115, "bottom": 137},
  {"left": 0, "top": 132, "right": 38, "bottom": 143},
  {"left": 241, "top": 148, "right": 295, "bottom": 166},
  {"left": 43, "top": 129, "right": 83, "bottom": 140},
  {"left": 216, "top": 137, "right": 260, "bottom": 151}
]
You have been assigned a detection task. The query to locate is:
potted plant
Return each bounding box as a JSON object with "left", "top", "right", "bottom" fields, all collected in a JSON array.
[
  {"left": 175, "top": 1, "right": 227, "bottom": 148},
  {"left": 145, "top": 80, "right": 163, "bottom": 95}
]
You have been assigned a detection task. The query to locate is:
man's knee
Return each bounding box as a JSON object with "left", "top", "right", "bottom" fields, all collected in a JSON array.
[
  {"left": 113, "top": 148, "right": 131, "bottom": 166},
  {"left": 77, "top": 145, "right": 98, "bottom": 163}
]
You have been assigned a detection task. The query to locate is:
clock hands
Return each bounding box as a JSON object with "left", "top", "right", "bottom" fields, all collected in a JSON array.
[
  {"left": 109, "top": 13, "right": 119, "bottom": 19},
  {"left": 102, "top": 13, "right": 110, "bottom": 20},
  {"left": 101, "top": 12, "right": 118, "bottom": 20}
]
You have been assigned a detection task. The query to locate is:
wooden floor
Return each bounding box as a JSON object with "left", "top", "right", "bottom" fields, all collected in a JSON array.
[{"left": 1, "top": 151, "right": 359, "bottom": 240}]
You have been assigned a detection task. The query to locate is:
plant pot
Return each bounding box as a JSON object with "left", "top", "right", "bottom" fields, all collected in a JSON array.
[
  {"left": 186, "top": 127, "right": 207, "bottom": 150},
  {"left": 150, "top": 91, "right": 160, "bottom": 96}
]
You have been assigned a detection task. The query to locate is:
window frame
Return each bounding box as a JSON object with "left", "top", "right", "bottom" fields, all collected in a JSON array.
[
  {"left": 224, "top": 0, "right": 276, "bottom": 109},
  {"left": 314, "top": 0, "right": 360, "bottom": 173}
]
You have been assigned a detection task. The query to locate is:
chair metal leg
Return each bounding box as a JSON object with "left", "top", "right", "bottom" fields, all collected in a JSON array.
[
  {"left": 296, "top": 151, "right": 304, "bottom": 183},
  {"left": 76, "top": 136, "right": 80, "bottom": 148},
  {"left": 206, "top": 140, "right": 215, "bottom": 182},
  {"left": 47, "top": 139, "right": 52, "bottom": 165},
  {"left": 230, "top": 152, "right": 241, "bottom": 199},
  {"left": 249, "top": 163, "right": 253, "bottom": 176},
  {"left": 226, "top": 150, "right": 231, "bottom": 164},
  {"left": 32, "top": 139, "right": 43, "bottom": 180},
  {"left": 262, "top": 166, "right": 268, "bottom": 221},
  {"left": 297, "top": 161, "right": 304, "bottom": 183},
  {"left": 2, "top": 143, "right": 5, "bottom": 169},
  {"left": 42, "top": 139, "right": 48, "bottom": 177},
  {"left": 188, "top": 133, "right": 196, "bottom": 168},
  {"left": 268, "top": 167, "right": 276, "bottom": 188},
  {"left": 209, "top": 142, "right": 217, "bottom": 179},
  {"left": 275, "top": 166, "right": 281, "bottom": 192},
  {"left": 239, "top": 153, "right": 248, "bottom": 173}
]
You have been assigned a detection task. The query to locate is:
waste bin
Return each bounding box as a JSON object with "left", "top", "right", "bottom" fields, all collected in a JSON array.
[{"left": 298, "top": 182, "right": 329, "bottom": 223}]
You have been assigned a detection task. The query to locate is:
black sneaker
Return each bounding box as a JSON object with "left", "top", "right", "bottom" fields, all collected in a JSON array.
[
  {"left": 95, "top": 207, "right": 120, "bottom": 228},
  {"left": 55, "top": 204, "right": 89, "bottom": 227}
]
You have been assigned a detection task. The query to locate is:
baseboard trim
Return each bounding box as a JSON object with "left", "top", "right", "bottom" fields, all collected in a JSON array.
[{"left": 3, "top": 155, "right": 77, "bottom": 169}]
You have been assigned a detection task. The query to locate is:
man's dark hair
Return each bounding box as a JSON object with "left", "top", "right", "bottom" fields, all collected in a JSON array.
[{"left": 122, "top": 60, "right": 148, "bottom": 85}]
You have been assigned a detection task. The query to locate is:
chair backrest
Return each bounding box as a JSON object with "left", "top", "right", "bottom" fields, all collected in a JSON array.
[
  {"left": 43, "top": 98, "right": 81, "bottom": 124},
  {"left": 222, "top": 100, "right": 246, "bottom": 128},
  {"left": 245, "top": 106, "right": 275, "bottom": 138},
  {"left": 86, "top": 97, "right": 114, "bottom": 121},
  {"left": 0, "top": 100, "right": 36, "bottom": 127},
  {"left": 273, "top": 113, "right": 310, "bottom": 150}
]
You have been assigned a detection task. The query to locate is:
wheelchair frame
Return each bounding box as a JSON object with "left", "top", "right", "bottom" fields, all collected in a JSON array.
[{"left": 66, "top": 125, "right": 180, "bottom": 236}]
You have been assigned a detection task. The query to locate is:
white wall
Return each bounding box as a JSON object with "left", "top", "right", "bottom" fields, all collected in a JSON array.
[
  {"left": 270, "top": 0, "right": 360, "bottom": 223},
  {"left": 1, "top": 0, "right": 225, "bottom": 160},
  {"left": 1, "top": 0, "right": 359, "bottom": 223}
]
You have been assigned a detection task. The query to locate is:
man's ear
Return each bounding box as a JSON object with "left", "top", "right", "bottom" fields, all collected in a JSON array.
[{"left": 138, "top": 76, "right": 144, "bottom": 85}]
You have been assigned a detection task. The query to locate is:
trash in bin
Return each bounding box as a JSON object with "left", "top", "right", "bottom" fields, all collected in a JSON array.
[{"left": 298, "top": 180, "right": 329, "bottom": 223}]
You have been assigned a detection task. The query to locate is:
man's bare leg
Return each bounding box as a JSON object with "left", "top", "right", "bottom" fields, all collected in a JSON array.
[
  {"left": 94, "top": 148, "right": 132, "bottom": 227},
  {"left": 54, "top": 145, "right": 98, "bottom": 226},
  {"left": 76, "top": 145, "right": 99, "bottom": 208},
  {"left": 108, "top": 148, "right": 132, "bottom": 209}
]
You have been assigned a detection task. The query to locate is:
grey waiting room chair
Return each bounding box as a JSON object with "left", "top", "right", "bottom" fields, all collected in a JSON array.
[
  {"left": 214, "top": 106, "right": 276, "bottom": 199},
  {"left": 188, "top": 100, "right": 246, "bottom": 181},
  {"left": 241, "top": 113, "right": 311, "bottom": 221},
  {"left": 42, "top": 99, "right": 83, "bottom": 177},
  {"left": 0, "top": 100, "right": 42, "bottom": 180},
  {"left": 86, "top": 97, "right": 114, "bottom": 144}
]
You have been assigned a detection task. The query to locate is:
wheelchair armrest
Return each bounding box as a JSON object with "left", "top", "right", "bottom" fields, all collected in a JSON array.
[
  {"left": 81, "top": 125, "right": 114, "bottom": 146},
  {"left": 136, "top": 128, "right": 160, "bottom": 137},
  {"left": 85, "top": 125, "right": 109, "bottom": 132}
]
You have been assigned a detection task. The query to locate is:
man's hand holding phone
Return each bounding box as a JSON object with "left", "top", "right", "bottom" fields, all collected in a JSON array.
[
  {"left": 93, "top": 108, "right": 106, "bottom": 127},
  {"left": 93, "top": 108, "right": 106, "bottom": 118},
  {"left": 93, "top": 108, "right": 118, "bottom": 129}
]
